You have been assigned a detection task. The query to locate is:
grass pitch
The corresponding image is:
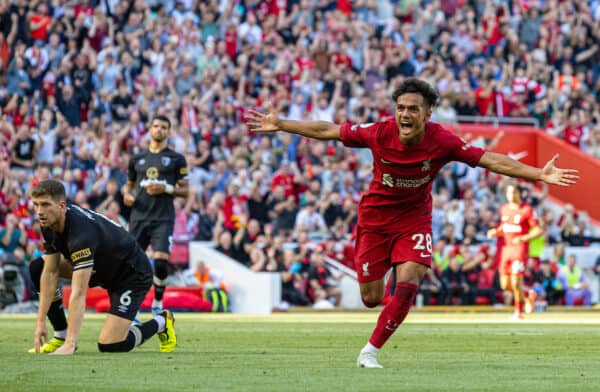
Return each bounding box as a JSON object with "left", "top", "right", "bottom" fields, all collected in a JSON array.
[{"left": 2, "top": 311, "right": 600, "bottom": 392}]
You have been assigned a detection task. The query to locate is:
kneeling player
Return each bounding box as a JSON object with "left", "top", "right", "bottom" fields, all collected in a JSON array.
[{"left": 30, "top": 180, "right": 176, "bottom": 354}]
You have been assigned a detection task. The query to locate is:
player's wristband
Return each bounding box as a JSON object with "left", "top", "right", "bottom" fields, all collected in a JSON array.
[{"left": 165, "top": 184, "right": 175, "bottom": 195}]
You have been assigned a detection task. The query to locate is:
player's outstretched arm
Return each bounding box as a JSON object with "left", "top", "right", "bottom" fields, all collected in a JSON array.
[
  {"left": 245, "top": 103, "right": 341, "bottom": 141},
  {"left": 51, "top": 267, "right": 92, "bottom": 355},
  {"left": 477, "top": 152, "right": 579, "bottom": 186}
]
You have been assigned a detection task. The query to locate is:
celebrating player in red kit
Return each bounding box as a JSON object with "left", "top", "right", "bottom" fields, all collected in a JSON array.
[
  {"left": 246, "top": 78, "right": 579, "bottom": 368},
  {"left": 488, "top": 183, "right": 543, "bottom": 320}
]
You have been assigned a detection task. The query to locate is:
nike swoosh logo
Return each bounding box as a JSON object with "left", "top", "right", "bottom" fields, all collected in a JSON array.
[
  {"left": 420, "top": 253, "right": 431, "bottom": 258},
  {"left": 381, "top": 158, "right": 393, "bottom": 164},
  {"left": 507, "top": 151, "right": 528, "bottom": 161}
]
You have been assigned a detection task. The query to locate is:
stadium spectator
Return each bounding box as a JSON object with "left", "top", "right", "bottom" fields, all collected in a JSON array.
[
  {"left": 279, "top": 247, "right": 311, "bottom": 307},
  {"left": 194, "top": 200, "right": 219, "bottom": 241},
  {"left": 532, "top": 259, "right": 563, "bottom": 306},
  {"left": 183, "top": 261, "right": 224, "bottom": 290},
  {"left": 594, "top": 255, "right": 600, "bottom": 299},
  {"left": 212, "top": 212, "right": 246, "bottom": 266},
  {"left": 1, "top": 213, "right": 27, "bottom": 253},
  {"left": 559, "top": 254, "right": 592, "bottom": 307},
  {"left": 308, "top": 246, "right": 342, "bottom": 309},
  {"left": 294, "top": 199, "right": 327, "bottom": 236},
  {"left": 441, "top": 256, "right": 469, "bottom": 305},
  {"left": 417, "top": 268, "right": 442, "bottom": 306}
]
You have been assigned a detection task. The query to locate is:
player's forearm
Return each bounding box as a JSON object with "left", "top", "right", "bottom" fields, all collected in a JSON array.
[
  {"left": 122, "top": 182, "right": 135, "bottom": 196},
  {"left": 37, "top": 269, "right": 59, "bottom": 323},
  {"left": 173, "top": 185, "right": 188, "bottom": 198},
  {"left": 65, "top": 290, "right": 86, "bottom": 345},
  {"left": 519, "top": 226, "right": 543, "bottom": 242},
  {"left": 275, "top": 119, "right": 341, "bottom": 141},
  {"left": 478, "top": 152, "right": 542, "bottom": 182}
]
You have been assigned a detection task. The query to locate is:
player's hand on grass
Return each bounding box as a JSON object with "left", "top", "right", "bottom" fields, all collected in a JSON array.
[
  {"left": 246, "top": 103, "right": 280, "bottom": 133},
  {"left": 50, "top": 342, "right": 76, "bottom": 355},
  {"left": 34, "top": 320, "right": 48, "bottom": 353},
  {"left": 539, "top": 154, "right": 579, "bottom": 186}
]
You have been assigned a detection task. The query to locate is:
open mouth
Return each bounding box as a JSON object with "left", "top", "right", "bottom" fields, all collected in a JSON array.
[{"left": 399, "top": 122, "right": 413, "bottom": 132}]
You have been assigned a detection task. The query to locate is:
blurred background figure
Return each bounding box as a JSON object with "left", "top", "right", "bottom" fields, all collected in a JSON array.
[{"left": 559, "top": 255, "right": 592, "bottom": 307}]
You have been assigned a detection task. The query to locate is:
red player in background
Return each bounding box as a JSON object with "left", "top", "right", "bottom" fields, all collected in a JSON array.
[{"left": 488, "top": 183, "right": 543, "bottom": 319}]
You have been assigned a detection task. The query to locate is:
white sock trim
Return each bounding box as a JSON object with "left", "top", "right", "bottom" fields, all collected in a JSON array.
[
  {"left": 53, "top": 330, "right": 67, "bottom": 340},
  {"left": 129, "top": 326, "right": 143, "bottom": 346},
  {"left": 154, "top": 314, "right": 166, "bottom": 333},
  {"left": 361, "top": 342, "right": 380, "bottom": 355},
  {"left": 152, "top": 299, "right": 163, "bottom": 308}
]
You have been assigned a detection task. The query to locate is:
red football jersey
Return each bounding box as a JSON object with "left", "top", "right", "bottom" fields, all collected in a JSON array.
[
  {"left": 340, "top": 120, "right": 485, "bottom": 230},
  {"left": 497, "top": 202, "right": 538, "bottom": 270},
  {"left": 498, "top": 203, "right": 538, "bottom": 245},
  {"left": 563, "top": 125, "right": 583, "bottom": 148}
]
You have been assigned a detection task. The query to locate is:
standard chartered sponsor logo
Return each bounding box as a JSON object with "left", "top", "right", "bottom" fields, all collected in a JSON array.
[
  {"left": 381, "top": 173, "right": 431, "bottom": 188},
  {"left": 502, "top": 223, "right": 522, "bottom": 233}
]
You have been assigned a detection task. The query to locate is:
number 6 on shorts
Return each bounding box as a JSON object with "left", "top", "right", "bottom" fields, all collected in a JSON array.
[{"left": 120, "top": 290, "right": 132, "bottom": 306}]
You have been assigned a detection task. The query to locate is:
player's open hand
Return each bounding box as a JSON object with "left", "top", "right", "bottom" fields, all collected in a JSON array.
[
  {"left": 539, "top": 154, "right": 579, "bottom": 186},
  {"left": 34, "top": 320, "right": 48, "bottom": 353},
  {"left": 245, "top": 103, "right": 280, "bottom": 133},
  {"left": 50, "top": 342, "right": 77, "bottom": 355}
]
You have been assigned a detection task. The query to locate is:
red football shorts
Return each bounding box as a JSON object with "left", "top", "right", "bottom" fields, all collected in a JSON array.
[
  {"left": 500, "top": 245, "right": 526, "bottom": 277},
  {"left": 354, "top": 223, "right": 432, "bottom": 283}
]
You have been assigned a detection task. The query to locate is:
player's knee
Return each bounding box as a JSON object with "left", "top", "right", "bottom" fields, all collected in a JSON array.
[
  {"left": 29, "top": 257, "right": 44, "bottom": 290},
  {"left": 361, "top": 293, "right": 383, "bottom": 308},
  {"left": 154, "top": 258, "right": 169, "bottom": 280}
]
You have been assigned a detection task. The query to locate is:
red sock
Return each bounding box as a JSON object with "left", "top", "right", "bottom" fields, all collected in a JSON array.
[
  {"left": 515, "top": 300, "right": 523, "bottom": 314},
  {"left": 368, "top": 282, "right": 418, "bottom": 349}
]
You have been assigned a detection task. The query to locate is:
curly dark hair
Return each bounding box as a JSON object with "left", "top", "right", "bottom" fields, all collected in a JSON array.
[{"left": 392, "top": 78, "right": 440, "bottom": 109}]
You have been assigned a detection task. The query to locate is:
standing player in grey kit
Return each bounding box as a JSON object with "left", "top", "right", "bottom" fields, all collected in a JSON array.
[{"left": 122, "top": 115, "right": 189, "bottom": 315}]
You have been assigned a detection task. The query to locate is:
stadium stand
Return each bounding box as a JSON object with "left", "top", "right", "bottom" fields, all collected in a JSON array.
[{"left": 1, "top": 0, "right": 600, "bottom": 311}]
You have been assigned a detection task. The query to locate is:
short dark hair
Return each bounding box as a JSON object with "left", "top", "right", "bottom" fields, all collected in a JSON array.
[
  {"left": 151, "top": 114, "right": 171, "bottom": 129},
  {"left": 32, "top": 180, "right": 66, "bottom": 202},
  {"left": 392, "top": 78, "right": 439, "bottom": 109}
]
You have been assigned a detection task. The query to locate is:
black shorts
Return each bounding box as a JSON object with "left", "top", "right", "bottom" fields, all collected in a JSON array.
[
  {"left": 106, "top": 261, "right": 153, "bottom": 321},
  {"left": 129, "top": 220, "right": 174, "bottom": 254}
]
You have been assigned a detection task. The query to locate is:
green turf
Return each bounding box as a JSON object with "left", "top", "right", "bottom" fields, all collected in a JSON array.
[{"left": 2, "top": 313, "right": 600, "bottom": 392}]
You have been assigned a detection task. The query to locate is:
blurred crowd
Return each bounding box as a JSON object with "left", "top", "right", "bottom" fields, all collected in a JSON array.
[{"left": 1, "top": 0, "right": 600, "bottom": 309}]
